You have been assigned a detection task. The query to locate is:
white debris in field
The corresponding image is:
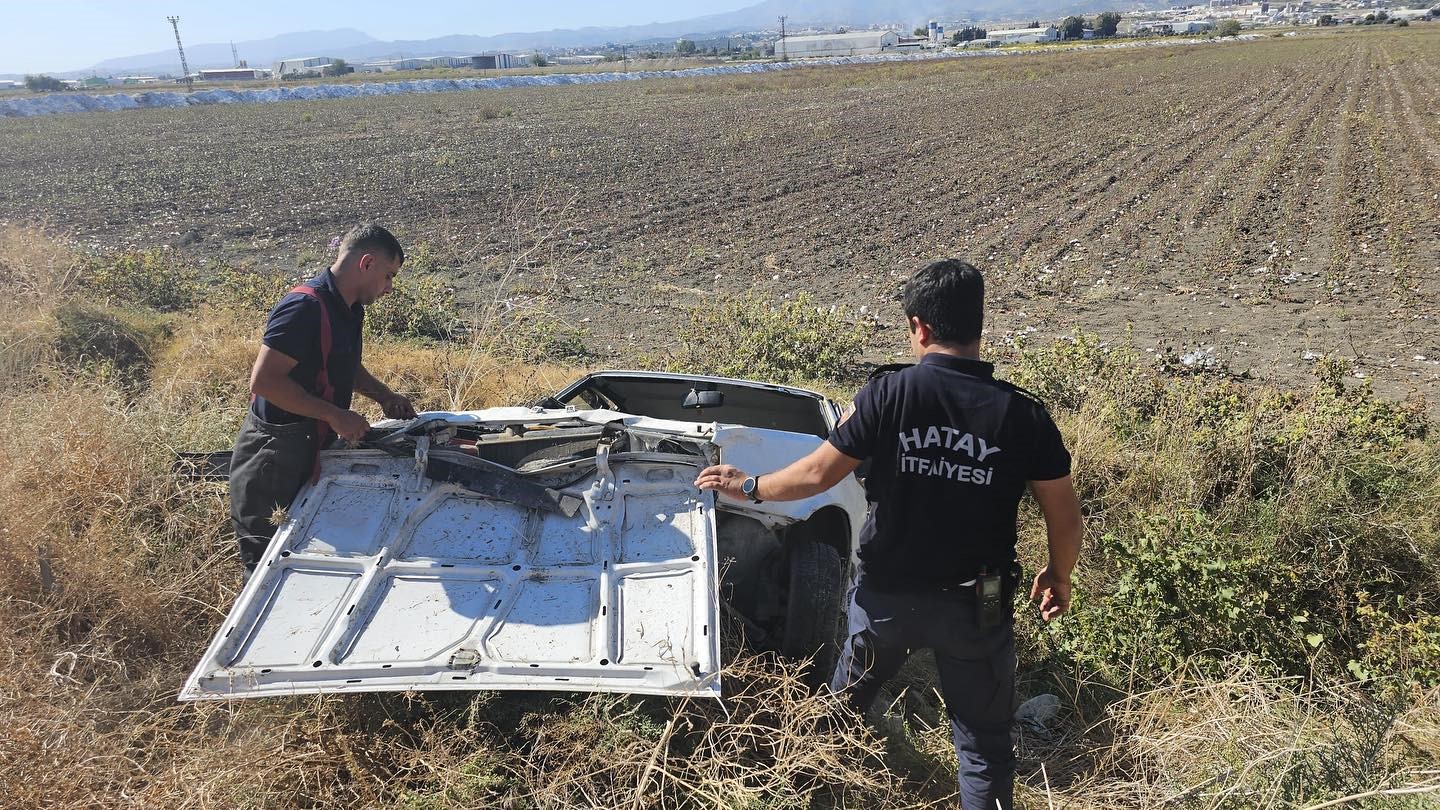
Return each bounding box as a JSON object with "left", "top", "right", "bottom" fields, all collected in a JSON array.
[
  {"left": 1180, "top": 346, "right": 1219, "bottom": 369},
  {"left": 0, "top": 34, "right": 1265, "bottom": 119}
]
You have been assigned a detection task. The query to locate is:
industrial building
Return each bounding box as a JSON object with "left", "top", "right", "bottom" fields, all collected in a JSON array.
[
  {"left": 775, "top": 30, "right": 900, "bottom": 59},
  {"left": 198, "top": 68, "right": 268, "bottom": 81},
  {"left": 359, "top": 54, "right": 515, "bottom": 72},
  {"left": 987, "top": 26, "right": 1061, "bottom": 44},
  {"left": 1127, "top": 18, "right": 1217, "bottom": 34},
  {"left": 361, "top": 58, "right": 431, "bottom": 72},
  {"left": 273, "top": 56, "right": 337, "bottom": 77},
  {"left": 468, "top": 53, "right": 514, "bottom": 69}
]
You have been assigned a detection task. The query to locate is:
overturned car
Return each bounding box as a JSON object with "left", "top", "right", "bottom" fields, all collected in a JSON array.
[{"left": 182, "top": 372, "right": 865, "bottom": 701}]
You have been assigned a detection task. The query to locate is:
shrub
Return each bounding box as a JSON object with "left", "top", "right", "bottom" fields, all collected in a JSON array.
[
  {"left": 210, "top": 265, "right": 299, "bottom": 313},
  {"left": 24, "top": 74, "right": 67, "bottom": 93},
  {"left": 1050, "top": 510, "right": 1305, "bottom": 681},
  {"left": 80, "top": 250, "right": 200, "bottom": 312},
  {"left": 1216, "top": 19, "right": 1243, "bottom": 36},
  {"left": 52, "top": 300, "right": 172, "bottom": 389},
  {"left": 669, "top": 294, "right": 870, "bottom": 385},
  {"left": 483, "top": 310, "right": 593, "bottom": 364},
  {"left": 1017, "top": 334, "right": 1438, "bottom": 689},
  {"left": 1354, "top": 608, "right": 1440, "bottom": 688},
  {"left": 1008, "top": 332, "right": 1157, "bottom": 414},
  {"left": 364, "top": 272, "right": 465, "bottom": 341}
]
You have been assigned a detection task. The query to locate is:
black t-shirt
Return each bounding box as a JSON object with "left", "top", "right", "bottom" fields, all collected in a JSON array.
[
  {"left": 827, "top": 353, "right": 1070, "bottom": 590},
  {"left": 251, "top": 269, "right": 365, "bottom": 425}
]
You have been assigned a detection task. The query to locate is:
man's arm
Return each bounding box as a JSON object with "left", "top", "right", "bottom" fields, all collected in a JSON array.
[
  {"left": 249, "top": 345, "right": 370, "bottom": 441},
  {"left": 354, "top": 364, "right": 417, "bottom": 419},
  {"left": 1028, "top": 475, "right": 1082, "bottom": 622},
  {"left": 694, "top": 442, "right": 861, "bottom": 503}
]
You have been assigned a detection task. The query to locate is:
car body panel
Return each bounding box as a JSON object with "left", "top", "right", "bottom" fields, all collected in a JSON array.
[
  {"left": 182, "top": 441, "right": 722, "bottom": 700},
  {"left": 709, "top": 425, "right": 866, "bottom": 550},
  {"left": 184, "top": 374, "right": 866, "bottom": 702}
]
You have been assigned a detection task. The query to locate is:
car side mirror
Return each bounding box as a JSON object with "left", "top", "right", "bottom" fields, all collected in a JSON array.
[{"left": 682, "top": 388, "right": 724, "bottom": 410}]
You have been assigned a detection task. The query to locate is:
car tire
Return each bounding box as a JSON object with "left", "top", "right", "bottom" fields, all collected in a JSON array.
[{"left": 780, "top": 538, "right": 845, "bottom": 685}]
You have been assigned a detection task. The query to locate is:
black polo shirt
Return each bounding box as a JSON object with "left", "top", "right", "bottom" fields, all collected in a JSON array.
[
  {"left": 251, "top": 269, "right": 365, "bottom": 425},
  {"left": 828, "top": 353, "right": 1070, "bottom": 591}
]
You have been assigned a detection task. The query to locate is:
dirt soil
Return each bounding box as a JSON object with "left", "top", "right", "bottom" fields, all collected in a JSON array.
[{"left": 1, "top": 28, "right": 1436, "bottom": 399}]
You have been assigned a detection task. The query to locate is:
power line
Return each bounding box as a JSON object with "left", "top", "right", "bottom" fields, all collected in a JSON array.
[{"left": 167, "top": 16, "right": 193, "bottom": 91}]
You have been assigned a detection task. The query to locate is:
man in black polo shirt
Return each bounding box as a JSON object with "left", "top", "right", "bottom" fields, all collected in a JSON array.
[
  {"left": 228, "top": 223, "right": 417, "bottom": 571},
  {"left": 694, "top": 258, "right": 1082, "bottom": 810}
]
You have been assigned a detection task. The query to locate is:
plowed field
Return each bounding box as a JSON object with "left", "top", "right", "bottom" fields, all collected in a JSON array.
[{"left": 1, "top": 28, "right": 1436, "bottom": 397}]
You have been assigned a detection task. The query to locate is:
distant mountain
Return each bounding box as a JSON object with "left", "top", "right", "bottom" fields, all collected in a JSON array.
[
  {"left": 71, "top": 0, "right": 1142, "bottom": 77},
  {"left": 84, "top": 29, "right": 380, "bottom": 76}
]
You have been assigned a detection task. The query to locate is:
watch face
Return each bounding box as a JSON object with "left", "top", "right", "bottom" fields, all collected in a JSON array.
[{"left": 742, "top": 477, "right": 756, "bottom": 496}]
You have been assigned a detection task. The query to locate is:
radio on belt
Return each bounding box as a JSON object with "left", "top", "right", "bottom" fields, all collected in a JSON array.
[{"left": 976, "top": 567, "right": 1005, "bottom": 628}]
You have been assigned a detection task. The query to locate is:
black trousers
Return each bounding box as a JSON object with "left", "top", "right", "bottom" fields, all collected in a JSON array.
[
  {"left": 228, "top": 410, "right": 318, "bottom": 571},
  {"left": 830, "top": 581, "right": 1018, "bottom": 810}
]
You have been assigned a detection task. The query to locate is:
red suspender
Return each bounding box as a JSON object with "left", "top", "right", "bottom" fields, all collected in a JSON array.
[
  {"left": 288, "top": 286, "right": 335, "bottom": 403},
  {"left": 288, "top": 285, "right": 337, "bottom": 481}
]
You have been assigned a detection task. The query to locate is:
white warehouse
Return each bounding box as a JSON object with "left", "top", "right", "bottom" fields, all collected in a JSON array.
[
  {"left": 987, "top": 26, "right": 1061, "bottom": 44},
  {"left": 273, "top": 56, "right": 338, "bottom": 77},
  {"left": 776, "top": 30, "right": 900, "bottom": 59}
]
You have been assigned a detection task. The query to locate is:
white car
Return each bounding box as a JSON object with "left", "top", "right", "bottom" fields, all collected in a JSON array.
[{"left": 182, "top": 372, "right": 866, "bottom": 701}]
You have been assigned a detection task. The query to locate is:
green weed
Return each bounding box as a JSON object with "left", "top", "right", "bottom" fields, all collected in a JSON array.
[{"left": 668, "top": 293, "right": 870, "bottom": 385}]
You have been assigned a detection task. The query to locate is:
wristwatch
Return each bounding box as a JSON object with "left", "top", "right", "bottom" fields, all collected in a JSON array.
[{"left": 741, "top": 475, "right": 763, "bottom": 504}]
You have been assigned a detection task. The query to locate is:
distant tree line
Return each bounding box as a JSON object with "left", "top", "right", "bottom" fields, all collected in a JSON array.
[
  {"left": 1094, "top": 11, "right": 1123, "bottom": 36},
  {"left": 940, "top": 10, "right": 1124, "bottom": 45},
  {"left": 1215, "top": 18, "right": 1243, "bottom": 36},
  {"left": 24, "top": 74, "right": 68, "bottom": 93},
  {"left": 1056, "top": 11, "right": 1123, "bottom": 39}
]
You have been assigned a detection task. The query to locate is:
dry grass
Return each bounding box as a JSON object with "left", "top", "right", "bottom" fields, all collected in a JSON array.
[
  {"left": 0, "top": 226, "right": 920, "bottom": 809},
  {"left": 0, "top": 224, "right": 78, "bottom": 387},
  {"left": 361, "top": 341, "right": 581, "bottom": 415},
  {"left": 1022, "top": 665, "right": 1440, "bottom": 808},
  {"left": 4, "top": 225, "right": 1440, "bottom": 807}
]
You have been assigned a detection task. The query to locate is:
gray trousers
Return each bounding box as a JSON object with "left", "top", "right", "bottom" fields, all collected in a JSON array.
[
  {"left": 831, "top": 581, "right": 1018, "bottom": 810},
  {"left": 228, "top": 410, "right": 318, "bottom": 571}
]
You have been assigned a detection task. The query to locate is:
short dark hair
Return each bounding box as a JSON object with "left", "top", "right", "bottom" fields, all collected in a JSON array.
[
  {"left": 339, "top": 223, "right": 404, "bottom": 264},
  {"left": 901, "top": 259, "right": 984, "bottom": 345}
]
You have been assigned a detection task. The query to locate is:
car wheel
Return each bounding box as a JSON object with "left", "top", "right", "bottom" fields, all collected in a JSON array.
[{"left": 779, "top": 537, "right": 844, "bottom": 685}]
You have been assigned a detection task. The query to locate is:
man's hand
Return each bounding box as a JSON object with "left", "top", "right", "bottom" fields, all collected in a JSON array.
[
  {"left": 377, "top": 392, "right": 417, "bottom": 420},
  {"left": 694, "top": 464, "right": 748, "bottom": 502},
  {"left": 327, "top": 408, "right": 371, "bottom": 443},
  {"left": 1030, "top": 566, "right": 1072, "bottom": 622},
  {"left": 356, "top": 365, "right": 417, "bottom": 420}
]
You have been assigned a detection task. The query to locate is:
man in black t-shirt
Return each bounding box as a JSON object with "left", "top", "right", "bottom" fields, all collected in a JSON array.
[
  {"left": 228, "top": 223, "right": 417, "bottom": 571},
  {"left": 695, "top": 259, "right": 1082, "bottom": 810}
]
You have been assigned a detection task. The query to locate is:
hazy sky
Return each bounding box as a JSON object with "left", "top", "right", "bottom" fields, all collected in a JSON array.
[{"left": 3, "top": 0, "right": 753, "bottom": 74}]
